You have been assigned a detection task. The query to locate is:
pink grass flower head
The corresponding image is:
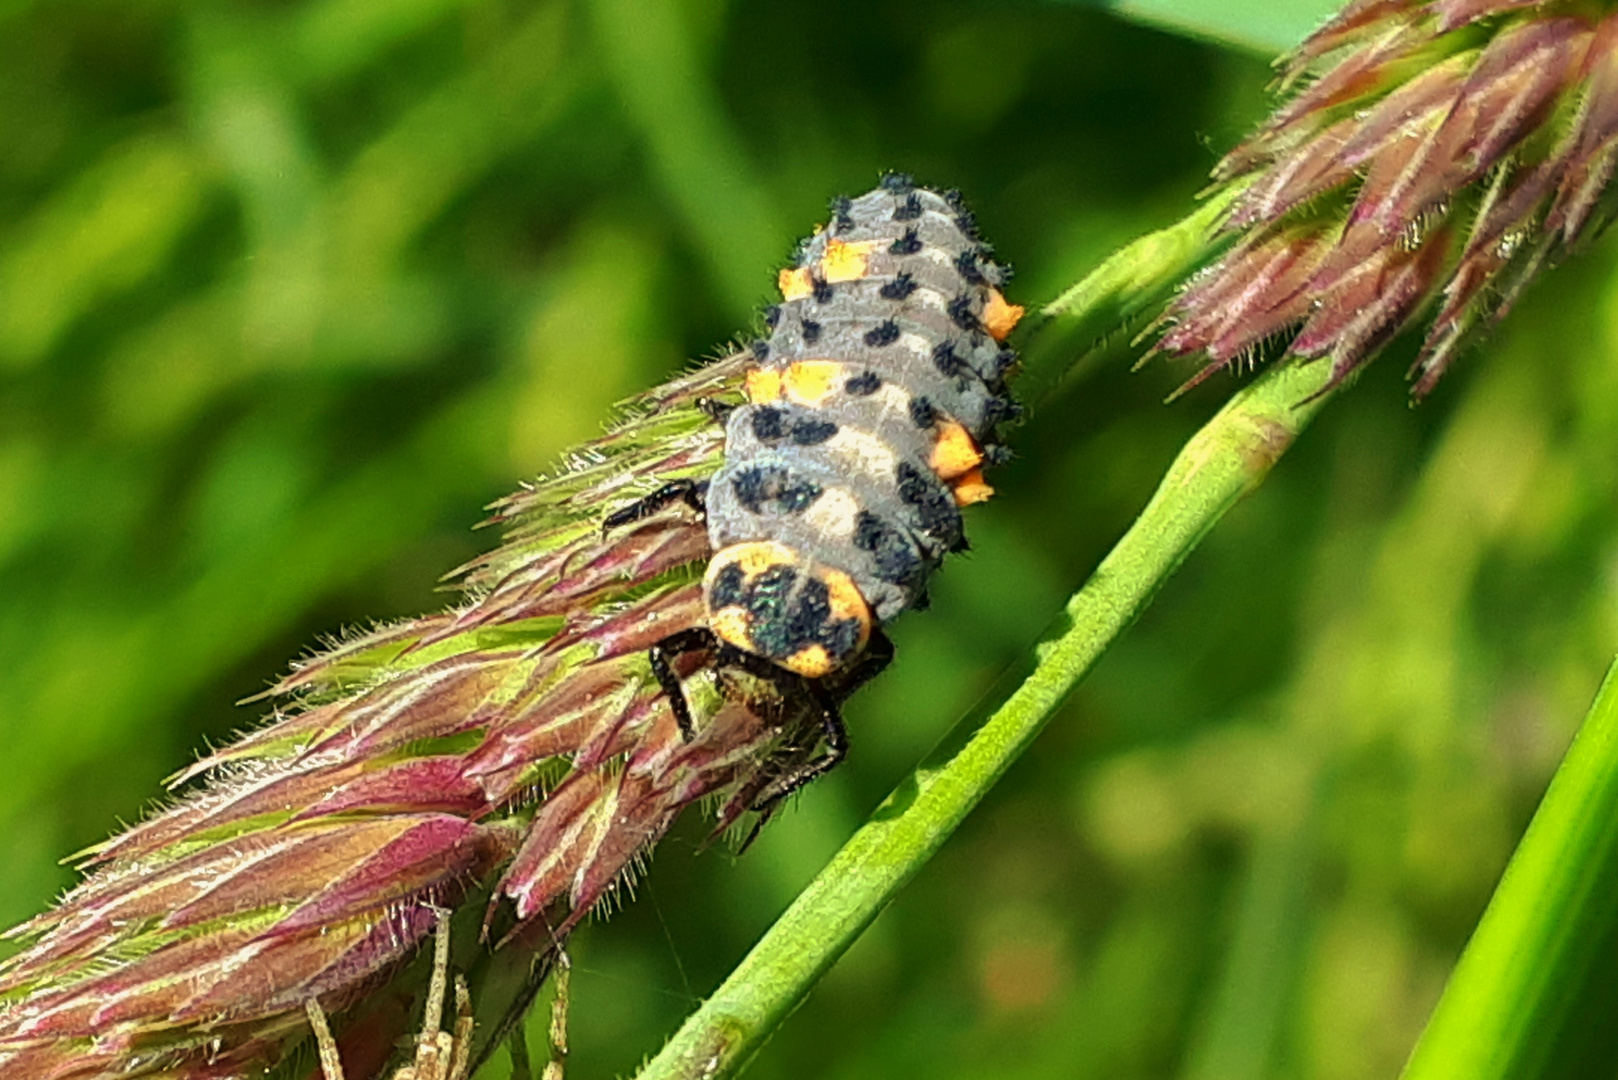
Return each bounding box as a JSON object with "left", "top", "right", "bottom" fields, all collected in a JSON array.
[
  {"left": 1159, "top": 1, "right": 1618, "bottom": 396},
  {"left": 0, "top": 356, "right": 827, "bottom": 1079}
]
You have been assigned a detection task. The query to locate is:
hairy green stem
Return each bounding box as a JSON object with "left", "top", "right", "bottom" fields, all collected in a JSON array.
[
  {"left": 636, "top": 355, "right": 1337, "bottom": 1080},
  {"left": 1402, "top": 656, "right": 1618, "bottom": 1080},
  {"left": 1016, "top": 186, "right": 1241, "bottom": 403}
]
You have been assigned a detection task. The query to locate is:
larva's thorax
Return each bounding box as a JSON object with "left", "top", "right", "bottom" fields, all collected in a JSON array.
[{"left": 702, "top": 176, "right": 1023, "bottom": 678}]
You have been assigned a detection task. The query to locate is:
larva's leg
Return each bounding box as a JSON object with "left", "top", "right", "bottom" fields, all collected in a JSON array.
[
  {"left": 745, "top": 679, "right": 851, "bottom": 832},
  {"left": 696, "top": 396, "right": 737, "bottom": 424},
  {"left": 826, "top": 629, "right": 894, "bottom": 700},
  {"left": 602, "top": 479, "right": 708, "bottom": 530},
  {"left": 649, "top": 627, "right": 720, "bottom": 741}
]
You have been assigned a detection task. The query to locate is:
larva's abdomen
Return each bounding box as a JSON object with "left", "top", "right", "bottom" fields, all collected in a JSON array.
[{"left": 702, "top": 174, "right": 1023, "bottom": 678}]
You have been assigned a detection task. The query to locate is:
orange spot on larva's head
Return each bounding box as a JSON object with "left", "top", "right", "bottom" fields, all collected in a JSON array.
[
  {"left": 778, "top": 266, "right": 814, "bottom": 301},
  {"left": 744, "top": 368, "right": 783, "bottom": 403},
  {"left": 983, "top": 289, "right": 1024, "bottom": 342},
  {"left": 781, "top": 643, "right": 835, "bottom": 679},
  {"left": 952, "top": 468, "right": 994, "bottom": 506},
  {"left": 782, "top": 359, "right": 844, "bottom": 406},
  {"left": 822, "top": 565, "right": 871, "bottom": 627},
  {"left": 929, "top": 420, "right": 984, "bottom": 482},
  {"left": 819, "top": 239, "right": 880, "bottom": 283},
  {"left": 710, "top": 606, "right": 756, "bottom": 654},
  {"left": 707, "top": 540, "right": 798, "bottom": 581}
]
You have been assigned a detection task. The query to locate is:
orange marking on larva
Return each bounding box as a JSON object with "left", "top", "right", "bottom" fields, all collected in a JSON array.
[
  {"left": 710, "top": 607, "right": 756, "bottom": 654},
  {"left": 822, "top": 567, "right": 873, "bottom": 630},
  {"left": 778, "top": 266, "right": 814, "bottom": 301},
  {"left": 929, "top": 420, "right": 984, "bottom": 482},
  {"left": 952, "top": 468, "right": 995, "bottom": 506},
  {"left": 819, "top": 239, "right": 880, "bottom": 283},
  {"left": 782, "top": 359, "right": 844, "bottom": 406},
  {"left": 983, "top": 289, "right": 1025, "bottom": 342},
  {"left": 781, "top": 644, "right": 834, "bottom": 679},
  {"left": 708, "top": 540, "right": 799, "bottom": 580},
  {"left": 744, "top": 368, "right": 783, "bottom": 403}
]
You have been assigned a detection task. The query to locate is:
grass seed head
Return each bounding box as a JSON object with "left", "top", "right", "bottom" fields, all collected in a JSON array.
[
  {"left": 1161, "top": 1, "right": 1618, "bottom": 396},
  {"left": 0, "top": 355, "right": 817, "bottom": 1078}
]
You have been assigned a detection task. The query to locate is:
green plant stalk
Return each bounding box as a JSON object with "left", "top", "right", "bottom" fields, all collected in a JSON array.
[
  {"left": 1015, "top": 186, "right": 1242, "bottom": 405},
  {"left": 1402, "top": 656, "right": 1618, "bottom": 1080},
  {"left": 636, "top": 355, "right": 1338, "bottom": 1080}
]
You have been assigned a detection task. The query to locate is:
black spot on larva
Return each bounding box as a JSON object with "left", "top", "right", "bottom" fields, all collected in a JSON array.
[
  {"left": 980, "top": 397, "right": 1016, "bottom": 428},
  {"left": 750, "top": 339, "right": 770, "bottom": 361},
  {"left": 864, "top": 320, "right": 901, "bottom": 347},
  {"left": 745, "top": 569, "right": 817, "bottom": 656},
  {"left": 819, "top": 615, "right": 863, "bottom": 659},
  {"left": 897, "top": 461, "right": 963, "bottom": 547},
  {"left": 733, "top": 465, "right": 823, "bottom": 515},
  {"left": 854, "top": 511, "right": 924, "bottom": 586},
  {"left": 785, "top": 582, "right": 835, "bottom": 653},
  {"left": 944, "top": 188, "right": 966, "bottom": 210},
  {"left": 763, "top": 305, "right": 781, "bottom": 329},
  {"left": 709, "top": 561, "right": 747, "bottom": 609},
  {"left": 909, "top": 396, "right": 937, "bottom": 428},
  {"left": 830, "top": 196, "right": 854, "bottom": 233},
  {"left": 896, "top": 460, "right": 935, "bottom": 504},
  {"left": 985, "top": 394, "right": 1027, "bottom": 428},
  {"left": 812, "top": 276, "right": 835, "bottom": 304},
  {"left": 932, "top": 341, "right": 967, "bottom": 378},
  {"left": 751, "top": 406, "right": 785, "bottom": 442},
  {"left": 893, "top": 192, "right": 923, "bottom": 221},
  {"left": 880, "top": 273, "right": 917, "bottom": 301},
  {"left": 845, "top": 370, "right": 882, "bottom": 395},
  {"left": 890, "top": 228, "right": 922, "bottom": 256},
  {"left": 880, "top": 171, "right": 914, "bottom": 194},
  {"left": 948, "top": 295, "right": 980, "bottom": 332},
  {"left": 742, "top": 572, "right": 863, "bottom": 662},
  {"left": 739, "top": 564, "right": 798, "bottom": 645},
  {"left": 801, "top": 319, "right": 822, "bottom": 344},
  {"left": 955, "top": 249, "right": 985, "bottom": 285},
  {"left": 790, "top": 417, "right": 838, "bottom": 446},
  {"left": 985, "top": 444, "right": 1015, "bottom": 467},
  {"left": 994, "top": 350, "right": 1017, "bottom": 377},
  {"left": 954, "top": 209, "right": 980, "bottom": 240}
]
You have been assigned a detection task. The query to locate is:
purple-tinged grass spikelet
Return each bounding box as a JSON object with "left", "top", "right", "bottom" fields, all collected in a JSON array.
[
  {"left": 1160, "top": 0, "right": 1618, "bottom": 397},
  {"left": 0, "top": 352, "right": 830, "bottom": 1079}
]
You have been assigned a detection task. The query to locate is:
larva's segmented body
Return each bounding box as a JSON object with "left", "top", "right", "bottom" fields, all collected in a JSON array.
[{"left": 702, "top": 174, "right": 1024, "bottom": 679}]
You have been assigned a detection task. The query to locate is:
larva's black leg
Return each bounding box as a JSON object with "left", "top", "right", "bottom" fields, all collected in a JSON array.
[
  {"left": 603, "top": 478, "right": 708, "bottom": 531},
  {"left": 748, "top": 678, "right": 850, "bottom": 819},
  {"left": 649, "top": 626, "right": 718, "bottom": 742},
  {"left": 825, "top": 630, "right": 894, "bottom": 701},
  {"left": 696, "top": 396, "right": 736, "bottom": 424},
  {"left": 715, "top": 641, "right": 794, "bottom": 682},
  {"left": 736, "top": 633, "right": 892, "bottom": 846}
]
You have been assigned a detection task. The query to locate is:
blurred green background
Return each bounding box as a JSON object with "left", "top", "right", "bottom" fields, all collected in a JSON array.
[{"left": 4, "top": 1, "right": 1618, "bottom": 1077}]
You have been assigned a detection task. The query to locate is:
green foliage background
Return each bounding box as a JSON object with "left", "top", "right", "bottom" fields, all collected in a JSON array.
[{"left": 3, "top": 1, "right": 1617, "bottom": 1077}]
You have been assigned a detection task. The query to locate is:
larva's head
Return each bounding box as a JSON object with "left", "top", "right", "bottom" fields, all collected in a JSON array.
[{"left": 702, "top": 541, "right": 872, "bottom": 679}]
